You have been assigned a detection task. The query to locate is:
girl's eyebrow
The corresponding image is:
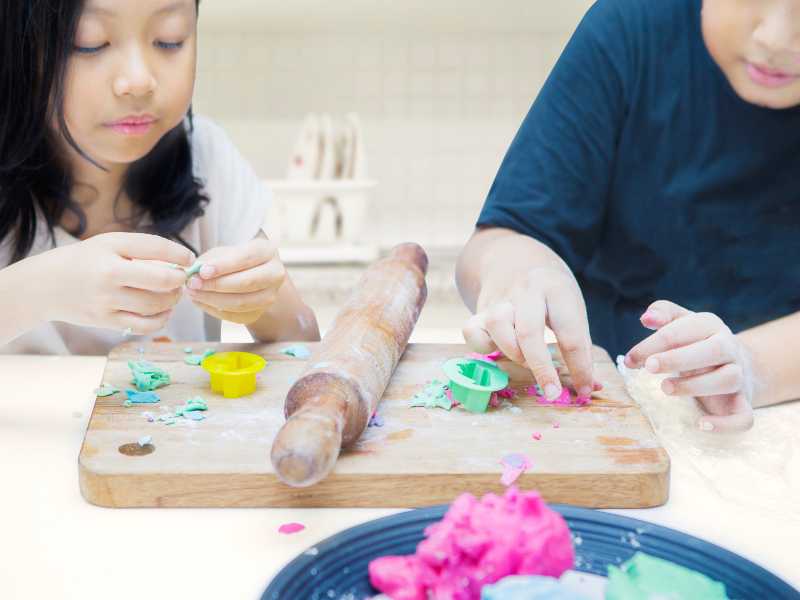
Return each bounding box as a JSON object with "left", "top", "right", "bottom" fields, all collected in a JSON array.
[{"left": 84, "top": 1, "right": 190, "bottom": 18}]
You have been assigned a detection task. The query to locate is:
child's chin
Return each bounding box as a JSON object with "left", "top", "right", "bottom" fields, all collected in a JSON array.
[{"left": 730, "top": 79, "right": 800, "bottom": 110}]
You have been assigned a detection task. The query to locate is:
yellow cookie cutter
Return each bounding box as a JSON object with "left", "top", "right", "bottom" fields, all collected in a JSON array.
[{"left": 201, "top": 351, "right": 267, "bottom": 398}]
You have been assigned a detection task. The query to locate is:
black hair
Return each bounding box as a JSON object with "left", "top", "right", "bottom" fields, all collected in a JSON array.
[{"left": 0, "top": 0, "right": 207, "bottom": 264}]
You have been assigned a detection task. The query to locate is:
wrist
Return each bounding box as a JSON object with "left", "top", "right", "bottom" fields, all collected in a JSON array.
[
  {"left": 1, "top": 253, "right": 51, "bottom": 331},
  {"left": 736, "top": 333, "right": 768, "bottom": 409}
]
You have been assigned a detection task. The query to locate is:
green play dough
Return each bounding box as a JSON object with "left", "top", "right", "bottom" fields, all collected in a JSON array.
[
  {"left": 184, "top": 348, "right": 216, "bottom": 366},
  {"left": 606, "top": 552, "right": 729, "bottom": 600},
  {"left": 128, "top": 360, "right": 171, "bottom": 391},
  {"left": 175, "top": 396, "right": 208, "bottom": 417},
  {"left": 184, "top": 261, "right": 203, "bottom": 278},
  {"left": 410, "top": 379, "right": 452, "bottom": 410}
]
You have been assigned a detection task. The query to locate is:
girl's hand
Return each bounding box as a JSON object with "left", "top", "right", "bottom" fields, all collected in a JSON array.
[
  {"left": 185, "top": 236, "right": 286, "bottom": 325},
  {"left": 43, "top": 232, "right": 194, "bottom": 334},
  {"left": 624, "top": 300, "right": 755, "bottom": 433},
  {"left": 462, "top": 265, "right": 597, "bottom": 400}
]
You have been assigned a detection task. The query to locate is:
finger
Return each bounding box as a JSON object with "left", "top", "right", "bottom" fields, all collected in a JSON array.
[
  {"left": 106, "top": 232, "right": 195, "bottom": 266},
  {"left": 114, "top": 287, "right": 182, "bottom": 317},
  {"left": 116, "top": 259, "right": 188, "bottom": 292},
  {"left": 697, "top": 394, "right": 754, "bottom": 433},
  {"left": 463, "top": 313, "right": 498, "bottom": 354},
  {"left": 626, "top": 312, "right": 724, "bottom": 368},
  {"left": 197, "top": 238, "right": 276, "bottom": 279},
  {"left": 189, "top": 259, "right": 285, "bottom": 294},
  {"left": 483, "top": 302, "right": 525, "bottom": 364},
  {"left": 544, "top": 290, "right": 594, "bottom": 396},
  {"left": 513, "top": 298, "right": 562, "bottom": 400},
  {"left": 646, "top": 332, "right": 738, "bottom": 374},
  {"left": 639, "top": 300, "right": 693, "bottom": 330},
  {"left": 192, "top": 300, "right": 263, "bottom": 326},
  {"left": 662, "top": 363, "right": 743, "bottom": 397},
  {"left": 113, "top": 308, "right": 173, "bottom": 335},
  {"left": 186, "top": 287, "right": 276, "bottom": 313}
]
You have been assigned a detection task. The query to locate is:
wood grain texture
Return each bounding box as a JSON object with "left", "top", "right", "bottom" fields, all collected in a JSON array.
[{"left": 79, "top": 342, "right": 670, "bottom": 508}]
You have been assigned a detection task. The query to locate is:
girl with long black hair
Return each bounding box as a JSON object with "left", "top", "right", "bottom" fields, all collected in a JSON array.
[{"left": 0, "top": 0, "right": 319, "bottom": 353}]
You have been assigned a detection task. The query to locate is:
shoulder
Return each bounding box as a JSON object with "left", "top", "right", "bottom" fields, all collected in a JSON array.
[
  {"left": 582, "top": 0, "right": 697, "bottom": 31},
  {"left": 187, "top": 114, "right": 237, "bottom": 180}
]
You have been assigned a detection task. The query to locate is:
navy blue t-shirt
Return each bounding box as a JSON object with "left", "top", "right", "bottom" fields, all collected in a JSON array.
[{"left": 477, "top": 0, "right": 800, "bottom": 358}]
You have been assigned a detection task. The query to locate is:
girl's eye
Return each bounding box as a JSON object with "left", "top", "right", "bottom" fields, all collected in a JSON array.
[
  {"left": 74, "top": 43, "right": 109, "bottom": 55},
  {"left": 155, "top": 41, "right": 184, "bottom": 50}
]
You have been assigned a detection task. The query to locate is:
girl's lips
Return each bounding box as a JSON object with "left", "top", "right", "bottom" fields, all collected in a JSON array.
[
  {"left": 746, "top": 62, "right": 800, "bottom": 88},
  {"left": 105, "top": 115, "right": 157, "bottom": 135}
]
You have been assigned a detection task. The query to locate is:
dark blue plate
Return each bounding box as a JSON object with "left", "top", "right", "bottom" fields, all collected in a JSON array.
[{"left": 262, "top": 505, "right": 799, "bottom": 600}]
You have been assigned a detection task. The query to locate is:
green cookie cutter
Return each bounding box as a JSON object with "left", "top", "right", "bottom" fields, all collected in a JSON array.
[{"left": 442, "top": 358, "right": 510, "bottom": 413}]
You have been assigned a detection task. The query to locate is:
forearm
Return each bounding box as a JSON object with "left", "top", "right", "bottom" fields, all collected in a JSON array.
[
  {"left": 247, "top": 275, "right": 320, "bottom": 343},
  {"left": 738, "top": 311, "right": 800, "bottom": 409},
  {"left": 456, "top": 227, "right": 576, "bottom": 313},
  {"left": 0, "top": 254, "right": 50, "bottom": 346}
]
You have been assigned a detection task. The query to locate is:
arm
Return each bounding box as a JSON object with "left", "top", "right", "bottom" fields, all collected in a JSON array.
[
  {"left": 738, "top": 311, "right": 800, "bottom": 408},
  {"left": 246, "top": 272, "right": 320, "bottom": 343},
  {"left": 456, "top": 1, "right": 632, "bottom": 397},
  {"left": 456, "top": 227, "right": 576, "bottom": 314},
  {"left": 0, "top": 255, "right": 49, "bottom": 346}
]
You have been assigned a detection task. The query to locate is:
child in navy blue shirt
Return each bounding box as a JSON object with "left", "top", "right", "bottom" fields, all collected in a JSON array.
[{"left": 457, "top": 0, "right": 800, "bottom": 432}]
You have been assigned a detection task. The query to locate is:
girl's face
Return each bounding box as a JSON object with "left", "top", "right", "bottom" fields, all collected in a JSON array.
[
  {"left": 62, "top": 0, "right": 197, "bottom": 167},
  {"left": 703, "top": 0, "right": 800, "bottom": 109}
]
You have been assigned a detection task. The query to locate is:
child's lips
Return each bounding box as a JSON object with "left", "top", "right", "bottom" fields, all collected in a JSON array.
[
  {"left": 105, "top": 115, "right": 158, "bottom": 135},
  {"left": 746, "top": 62, "right": 800, "bottom": 88}
]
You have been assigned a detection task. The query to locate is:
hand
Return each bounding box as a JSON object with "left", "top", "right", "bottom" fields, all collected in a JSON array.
[
  {"left": 185, "top": 236, "right": 286, "bottom": 325},
  {"left": 462, "top": 265, "right": 597, "bottom": 400},
  {"left": 624, "top": 300, "right": 755, "bottom": 433},
  {"left": 41, "top": 232, "right": 194, "bottom": 334}
]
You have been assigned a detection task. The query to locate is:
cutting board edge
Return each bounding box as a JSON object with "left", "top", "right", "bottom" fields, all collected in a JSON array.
[{"left": 77, "top": 466, "right": 670, "bottom": 509}]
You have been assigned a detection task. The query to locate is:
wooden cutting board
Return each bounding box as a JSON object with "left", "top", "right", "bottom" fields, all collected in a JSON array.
[{"left": 79, "top": 342, "right": 669, "bottom": 508}]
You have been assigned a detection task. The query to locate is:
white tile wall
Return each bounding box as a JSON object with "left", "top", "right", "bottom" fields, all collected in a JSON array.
[{"left": 193, "top": 30, "right": 576, "bottom": 248}]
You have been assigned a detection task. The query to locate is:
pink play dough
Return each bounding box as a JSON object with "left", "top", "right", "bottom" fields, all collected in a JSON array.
[{"left": 368, "top": 487, "right": 574, "bottom": 600}]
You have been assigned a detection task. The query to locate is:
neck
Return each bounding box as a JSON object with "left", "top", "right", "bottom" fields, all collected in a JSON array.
[{"left": 60, "top": 143, "right": 137, "bottom": 238}]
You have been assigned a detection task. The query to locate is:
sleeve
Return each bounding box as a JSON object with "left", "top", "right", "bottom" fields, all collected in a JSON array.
[
  {"left": 476, "top": 0, "right": 635, "bottom": 274},
  {"left": 190, "top": 115, "right": 272, "bottom": 247}
]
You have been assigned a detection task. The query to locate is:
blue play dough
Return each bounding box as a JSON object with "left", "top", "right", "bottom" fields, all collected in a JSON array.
[
  {"left": 481, "top": 576, "right": 590, "bottom": 600},
  {"left": 124, "top": 389, "right": 161, "bottom": 405}
]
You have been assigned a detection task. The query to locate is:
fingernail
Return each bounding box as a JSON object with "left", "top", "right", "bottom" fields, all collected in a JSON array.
[
  {"left": 188, "top": 277, "right": 203, "bottom": 290},
  {"left": 544, "top": 384, "right": 561, "bottom": 400},
  {"left": 624, "top": 353, "right": 634, "bottom": 367},
  {"left": 593, "top": 381, "right": 604, "bottom": 391},
  {"left": 662, "top": 379, "right": 674, "bottom": 394},
  {"left": 578, "top": 386, "right": 592, "bottom": 397},
  {"left": 699, "top": 420, "right": 714, "bottom": 432},
  {"left": 645, "top": 357, "right": 660, "bottom": 373},
  {"left": 200, "top": 265, "right": 216, "bottom": 278}
]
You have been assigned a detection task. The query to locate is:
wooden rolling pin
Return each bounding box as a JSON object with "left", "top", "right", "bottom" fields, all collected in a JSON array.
[{"left": 270, "top": 243, "right": 428, "bottom": 487}]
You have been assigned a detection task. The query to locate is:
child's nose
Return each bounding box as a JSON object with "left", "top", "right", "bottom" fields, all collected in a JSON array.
[
  {"left": 113, "top": 48, "right": 157, "bottom": 98},
  {"left": 753, "top": 4, "right": 800, "bottom": 57}
]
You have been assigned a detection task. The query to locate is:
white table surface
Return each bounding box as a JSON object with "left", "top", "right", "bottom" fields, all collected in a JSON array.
[{"left": 1, "top": 352, "right": 798, "bottom": 600}]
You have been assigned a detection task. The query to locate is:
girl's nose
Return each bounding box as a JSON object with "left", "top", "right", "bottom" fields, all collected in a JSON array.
[
  {"left": 112, "top": 47, "right": 157, "bottom": 98},
  {"left": 753, "top": 4, "right": 800, "bottom": 57}
]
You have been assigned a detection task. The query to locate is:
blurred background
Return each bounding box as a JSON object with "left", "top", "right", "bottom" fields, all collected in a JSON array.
[{"left": 191, "top": 0, "right": 594, "bottom": 341}]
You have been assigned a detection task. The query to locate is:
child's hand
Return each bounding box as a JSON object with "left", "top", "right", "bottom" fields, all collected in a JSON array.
[
  {"left": 624, "top": 300, "right": 755, "bottom": 433},
  {"left": 44, "top": 232, "right": 194, "bottom": 334},
  {"left": 462, "top": 265, "right": 597, "bottom": 400},
  {"left": 185, "top": 236, "right": 286, "bottom": 325}
]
